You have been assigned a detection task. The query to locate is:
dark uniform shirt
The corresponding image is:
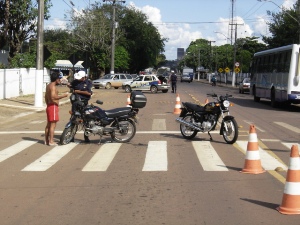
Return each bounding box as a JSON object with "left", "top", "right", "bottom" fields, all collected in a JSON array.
[{"left": 71, "top": 79, "right": 92, "bottom": 101}]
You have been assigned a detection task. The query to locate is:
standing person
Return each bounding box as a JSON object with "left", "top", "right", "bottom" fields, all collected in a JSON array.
[
  {"left": 70, "top": 70, "right": 93, "bottom": 142},
  {"left": 170, "top": 70, "right": 177, "bottom": 93},
  {"left": 45, "top": 72, "right": 69, "bottom": 146}
]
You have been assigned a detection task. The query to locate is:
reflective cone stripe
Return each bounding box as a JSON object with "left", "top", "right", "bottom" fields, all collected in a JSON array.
[
  {"left": 277, "top": 145, "right": 300, "bottom": 215},
  {"left": 126, "top": 94, "right": 131, "bottom": 107},
  {"left": 173, "top": 94, "right": 181, "bottom": 114},
  {"left": 240, "top": 125, "right": 265, "bottom": 174}
]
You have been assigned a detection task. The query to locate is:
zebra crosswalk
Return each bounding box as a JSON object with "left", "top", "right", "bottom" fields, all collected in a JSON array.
[{"left": 0, "top": 139, "right": 298, "bottom": 173}]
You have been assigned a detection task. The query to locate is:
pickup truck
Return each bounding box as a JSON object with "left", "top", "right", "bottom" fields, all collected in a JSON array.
[{"left": 122, "top": 74, "right": 170, "bottom": 93}]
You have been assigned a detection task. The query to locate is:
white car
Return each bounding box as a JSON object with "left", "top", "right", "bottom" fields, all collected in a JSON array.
[
  {"left": 122, "top": 75, "right": 170, "bottom": 93},
  {"left": 92, "top": 74, "right": 133, "bottom": 89}
]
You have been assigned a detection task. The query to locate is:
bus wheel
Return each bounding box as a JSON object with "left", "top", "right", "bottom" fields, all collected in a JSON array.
[
  {"left": 270, "top": 89, "right": 278, "bottom": 108},
  {"left": 253, "top": 87, "right": 260, "bottom": 102}
]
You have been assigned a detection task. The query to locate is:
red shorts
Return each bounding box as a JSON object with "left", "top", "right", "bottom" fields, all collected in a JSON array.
[{"left": 46, "top": 103, "right": 59, "bottom": 122}]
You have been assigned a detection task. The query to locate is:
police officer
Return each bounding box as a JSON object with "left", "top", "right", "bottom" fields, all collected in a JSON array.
[
  {"left": 70, "top": 70, "right": 93, "bottom": 142},
  {"left": 170, "top": 70, "right": 177, "bottom": 93}
]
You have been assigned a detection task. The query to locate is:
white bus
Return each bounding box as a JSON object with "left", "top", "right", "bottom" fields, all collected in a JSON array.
[{"left": 250, "top": 44, "right": 300, "bottom": 107}]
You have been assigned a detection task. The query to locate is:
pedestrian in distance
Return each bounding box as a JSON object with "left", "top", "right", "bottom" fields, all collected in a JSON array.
[
  {"left": 44, "top": 72, "right": 69, "bottom": 146},
  {"left": 211, "top": 75, "right": 217, "bottom": 86},
  {"left": 170, "top": 70, "right": 177, "bottom": 93},
  {"left": 69, "top": 70, "right": 93, "bottom": 143}
]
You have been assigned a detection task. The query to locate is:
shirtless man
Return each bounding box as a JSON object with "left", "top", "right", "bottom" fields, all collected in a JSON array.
[{"left": 44, "top": 72, "right": 69, "bottom": 145}]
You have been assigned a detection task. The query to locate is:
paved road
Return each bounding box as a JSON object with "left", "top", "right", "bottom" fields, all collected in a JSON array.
[{"left": 0, "top": 81, "right": 300, "bottom": 225}]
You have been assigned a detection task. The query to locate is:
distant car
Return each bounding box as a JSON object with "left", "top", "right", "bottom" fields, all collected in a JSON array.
[
  {"left": 239, "top": 78, "right": 251, "bottom": 94},
  {"left": 92, "top": 74, "right": 133, "bottom": 89},
  {"left": 122, "top": 74, "right": 170, "bottom": 93},
  {"left": 181, "top": 74, "right": 191, "bottom": 83}
]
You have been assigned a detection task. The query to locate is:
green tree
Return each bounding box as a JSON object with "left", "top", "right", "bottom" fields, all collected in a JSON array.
[
  {"left": 0, "top": 0, "right": 52, "bottom": 65},
  {"left": 262, "top": 2, "right": 300, "bottom": 47},
  {"left": 119, "top": 5, "right": 165, "bottom": 73}
]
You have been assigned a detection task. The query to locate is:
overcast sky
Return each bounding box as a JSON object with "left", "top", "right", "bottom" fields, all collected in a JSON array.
[{"left": 45, "top": 0, "right": 297, "bottom": 60}]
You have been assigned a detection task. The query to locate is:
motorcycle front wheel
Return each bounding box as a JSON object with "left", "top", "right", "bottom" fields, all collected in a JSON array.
[
  {"left": 222, "top": 118, "right": 238, "bottom": 144},
  {"left": 180, "top": 115, "right": 198, "bottom": 139},
  {"left": 60, "top": 124, "right": 77, "bottom": 145},
  {"left": 111, "top": 120, "right": 136, "bottom": 143}
]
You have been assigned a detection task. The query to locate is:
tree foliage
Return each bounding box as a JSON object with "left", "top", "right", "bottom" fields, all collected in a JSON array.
[
  {"left": 262, "top": 2, "right": 300, "bottom": 47},
  {"left": 0, "top": 0, "right": 52, "bottom": 64}
]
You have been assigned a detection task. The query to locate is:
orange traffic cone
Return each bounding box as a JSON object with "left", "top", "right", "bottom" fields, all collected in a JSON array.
[
  {"left": 126, "top": 94, "right": 131, "bottom": 107},
  {"left": 240, "top": 125, "right": 265, "bottom": 174},
  {"left": 277, "top": 145, "right": 300, "bottom": 214},
  {"left": 205, "top": 99, "right": 209, "bottom": 104},
  {"left": 173, "top": 94, "right": 181, "bottom": 114}
]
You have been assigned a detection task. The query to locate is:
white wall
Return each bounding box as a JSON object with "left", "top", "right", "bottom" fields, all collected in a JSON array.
[{"left": 0, "top": 68, "right": 50, "bottom": 100}]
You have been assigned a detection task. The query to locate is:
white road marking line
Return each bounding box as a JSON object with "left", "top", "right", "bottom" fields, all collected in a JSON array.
[
  {"left": 22, "top": 142, "right": 78, "bottom": 171},
  {"left": 192, "top": 141, "right": 228, "bottom": 171},
  {"left": 236, "top": 141, "right": 288, "bottom": 171},
  {"left": 243, "top": 121, "right": 265, "bottom": 132},
  {"left": 0, "top": 140, "right": 37, "bottom": 163},
  {"left": 143, "top": 141, "right": 167, "bottom": 171},
  {"left": 260, "top": 139, "right": 280, "bottom": 142},
  {"left": 82, "top": 143, "right": 121, "bottom": 171},
  {"left": 281, "top": 142, "right": 300, "bottom": 151},
  {"left": 30, "top": 120, "right": 45, "bottom": 124},
  {"left": 152, "top": 119, "right": 166, "bottom": 130},
  {"left": 274, "top": 122, "right": 300, "bottom": 134}
]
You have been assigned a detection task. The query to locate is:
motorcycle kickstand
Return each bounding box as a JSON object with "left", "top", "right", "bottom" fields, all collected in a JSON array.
[
  {"left": 98, "top": 135, "right": 103, "bottom": 145},
  {"left": 208, "top": 132, "right": 213, "bottom": 141}
]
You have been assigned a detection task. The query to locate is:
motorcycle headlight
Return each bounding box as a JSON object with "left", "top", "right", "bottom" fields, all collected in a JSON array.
[{"left": 223, "top": 100, "right": 230, "bottom": 108}]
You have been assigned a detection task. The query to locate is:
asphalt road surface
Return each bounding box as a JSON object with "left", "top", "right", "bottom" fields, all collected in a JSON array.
[{"left": 0, "top": 81, "right": 300, "bottom": 225}]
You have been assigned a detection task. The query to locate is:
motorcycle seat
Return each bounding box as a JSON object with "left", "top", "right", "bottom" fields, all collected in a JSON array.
[{"left": 105, "top": 107, "right": 131, "bottom": 118}]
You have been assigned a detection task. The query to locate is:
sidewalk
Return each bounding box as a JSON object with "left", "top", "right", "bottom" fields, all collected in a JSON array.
[{"left": 0, "top": 86, "right": 71, "bottom": 124}]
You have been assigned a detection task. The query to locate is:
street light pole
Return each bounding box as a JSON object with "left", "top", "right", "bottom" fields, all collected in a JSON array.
[{"left": 103, "top": 0, "right": 125, "bottom": 74}]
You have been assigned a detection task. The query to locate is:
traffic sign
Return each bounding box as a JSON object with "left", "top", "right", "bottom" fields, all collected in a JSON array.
[
  {"left": 218, "top": 68, "right": 223, "bottom": 73},
  {"left": 234, "top": 67, "right": 240, "bottom": 73},
  {"left": 235, "top": 62, "right": 240, "bottom": 67},
  {"left": 225, "top": 67, "right": 230, "bottom": 73}
]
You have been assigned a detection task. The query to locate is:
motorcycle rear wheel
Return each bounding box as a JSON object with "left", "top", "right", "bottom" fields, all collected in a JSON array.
[
  {"left": 222, "top": 118, "right": 238, "bottom": 144},
  {"left": 60, "top": 125, "right": 77, "bottom": 145},
  {"left": 180, "top": 115, "right": 198, "bottom": 139},
  {"left": 111, "top": 120, "right": 136, "bottom": 143}
]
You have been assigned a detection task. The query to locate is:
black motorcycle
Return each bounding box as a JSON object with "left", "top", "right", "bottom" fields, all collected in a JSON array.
[
  {"left": 176, "top": 93, "right": 238, "bottom": 144},
  {"left": 60, "top": 91, "right": 147, "bottom": 145}
]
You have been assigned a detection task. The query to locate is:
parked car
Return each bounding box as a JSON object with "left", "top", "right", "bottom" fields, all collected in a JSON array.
[
  {"left": 181, "top": 74, "right": 191, "bottom": 83},
  {"left": 239, "top": 77, "right": 251, "bottom": 94},
  {"left": 92, "top": 74, "right": 133, "bottom": 89},
  {"left": 122, "top": 74, "right": 170, "bottom": 93}
]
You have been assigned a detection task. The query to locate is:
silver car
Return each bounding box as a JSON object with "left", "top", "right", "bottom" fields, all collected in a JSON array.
[{"left": 92, "top": 74, "right": 133, "bottom": 89}]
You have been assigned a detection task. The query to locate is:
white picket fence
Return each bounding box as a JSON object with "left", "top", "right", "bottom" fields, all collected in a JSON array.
[{"left": 0, "top": 68, "right": 50, "bottom": 100}]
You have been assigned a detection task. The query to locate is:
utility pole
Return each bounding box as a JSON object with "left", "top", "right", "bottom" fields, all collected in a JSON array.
[
  {"left": 207, "top": 40, "right": 215, "bottom": 73},
  {"left": 103, "top": 0, "right": 125, "bottom": 74},
  {"left": 34, "top": 0, "right": 44, "bottom": 108},
  {"left": 229, "top": 23, "right": 243, "bottom": 87}
]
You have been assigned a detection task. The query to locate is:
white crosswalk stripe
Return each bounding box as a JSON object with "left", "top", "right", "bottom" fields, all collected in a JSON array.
[
  {"left": 22, "top": 142, "right": 78, "bottom": 171},
  {"left": 0, "top": 140, "right": 37, "bottom": 162},
  {"left": 0, "top": 139, "right": 297, "bottom": 173},
  {"left": 82, "top": 143, "right": 121, "bottom": 171},
  {"left": 193, "top": 141, "right": 228, "bottom": 171},
  {"left": 142, "top": 141, "right": 168, "bottom": 171},
  {"left": 236, "top": 141, "right": 288, "bottom": 171}
]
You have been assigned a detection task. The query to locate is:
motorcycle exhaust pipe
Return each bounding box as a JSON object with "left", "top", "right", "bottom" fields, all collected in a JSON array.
[{"left": 176, "top": 118, "right": 202, "bottom": 131}]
